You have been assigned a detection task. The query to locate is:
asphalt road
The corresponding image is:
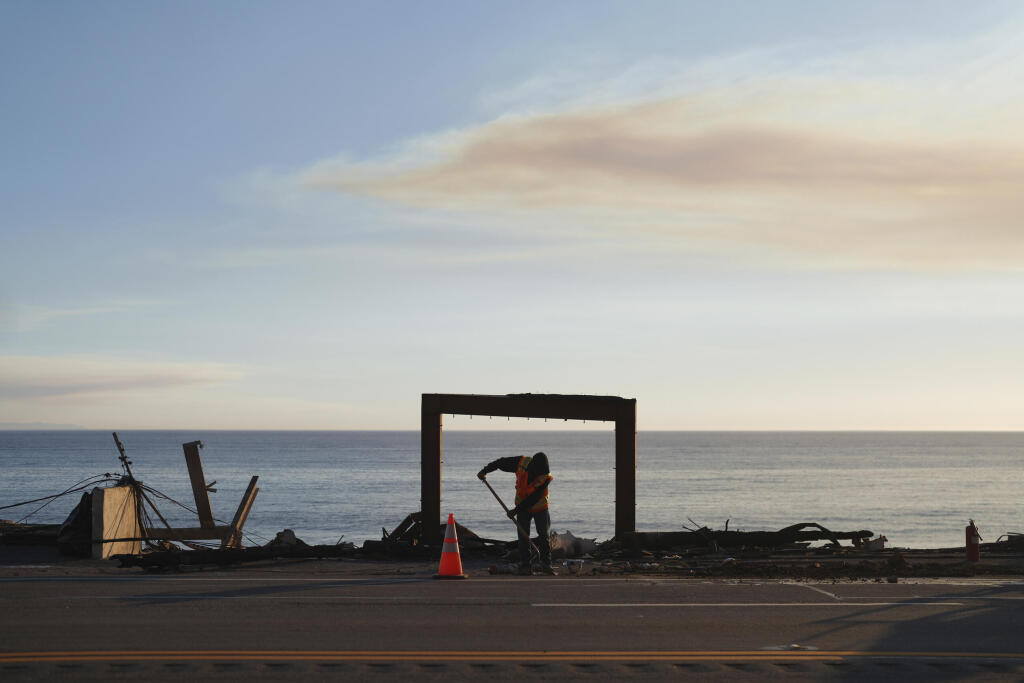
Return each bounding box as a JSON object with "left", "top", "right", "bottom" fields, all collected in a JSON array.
[{"left": 2, "top": 563, "right": 1023, "bottom": 681}]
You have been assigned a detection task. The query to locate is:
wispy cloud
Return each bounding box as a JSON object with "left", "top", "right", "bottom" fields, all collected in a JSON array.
[
  {"left": 0, "top": 355, "right": 244, "bottom": 400},
  {"left": 301, "top": 28, "right": 1024, "bottom": 269},
  {"left": 1, "top": 301, "right": 160, "bottom": 334},
  {"left": 0, "top": 355, "right": 374, "bottom": 429}
]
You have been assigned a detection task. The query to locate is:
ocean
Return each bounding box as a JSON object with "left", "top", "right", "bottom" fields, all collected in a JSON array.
[{"left": 1, "top": 430, "right": 1020, "bottom": 550}]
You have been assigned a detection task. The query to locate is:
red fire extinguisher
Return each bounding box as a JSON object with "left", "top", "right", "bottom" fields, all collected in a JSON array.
[{"left": 966, "top": 519, "right": 981, "bottom": 562}]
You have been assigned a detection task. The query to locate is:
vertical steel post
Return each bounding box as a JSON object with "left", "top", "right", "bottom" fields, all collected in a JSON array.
[
  {"left": 614, "top": 399, "right": 637, "bottom": 538},
  {"left": 421, "top": 394, "right": 443, "bottom": 545}
]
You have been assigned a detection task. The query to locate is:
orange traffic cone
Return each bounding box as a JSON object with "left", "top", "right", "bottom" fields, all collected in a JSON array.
[{"left": 434, "top": 513, "right": 468, "bottom": 579}]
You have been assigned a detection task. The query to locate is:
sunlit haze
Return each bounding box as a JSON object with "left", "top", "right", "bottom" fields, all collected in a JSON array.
[{"left": 2, "top": 2, "right": 1023, "bottom": 430}]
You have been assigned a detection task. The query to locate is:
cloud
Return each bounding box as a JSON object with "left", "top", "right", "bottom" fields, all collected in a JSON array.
[
  {"left": 1, "top": 301, "right": 157, "bottom": 334},
  {"left": 0, "top": 355, "right": 373, "bottom": 429},
  {"left": 301, "top": 30, "right": 1024, "bottom": 269},
  {"left": 0, "top": 355, "right": 244, "bottom": 400}
]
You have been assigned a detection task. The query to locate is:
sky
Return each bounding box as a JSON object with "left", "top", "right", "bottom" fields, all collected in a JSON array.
[{"left": 2, "top": 1, "right": 1024, "bottom": 430}]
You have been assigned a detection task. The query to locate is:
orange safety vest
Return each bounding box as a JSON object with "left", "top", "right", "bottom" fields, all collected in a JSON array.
[{"left": 515, "top": 455, "right": 552, "bottom": 513}]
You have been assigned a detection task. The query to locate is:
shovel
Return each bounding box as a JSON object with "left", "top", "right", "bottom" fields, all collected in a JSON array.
[{"left": 480, "top": 476, "right": 541, "bottom": 562}]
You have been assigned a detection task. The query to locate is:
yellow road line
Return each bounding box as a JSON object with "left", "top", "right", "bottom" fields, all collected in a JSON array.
[{"left": 2, "top": 650, "right": 1024, "bottom": 664}]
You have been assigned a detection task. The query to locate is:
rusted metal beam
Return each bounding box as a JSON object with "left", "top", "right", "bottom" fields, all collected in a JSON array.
[
  {"left": 429, "top": 393, "right": 624, "bottom": 422},
  {"left": 615, "top": 399, "right": 637, "bottom": 538},
  {"left": 182, "top": 440, "right": 215, "bottom": 529},
  {"left": 421, "top": 394, "right": 443, "bottom": 546}
]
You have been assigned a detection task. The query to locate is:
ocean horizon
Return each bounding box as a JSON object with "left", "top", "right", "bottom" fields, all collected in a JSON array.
[{"left": 2, "top": 430, "right": 1021, "bottom": 550}]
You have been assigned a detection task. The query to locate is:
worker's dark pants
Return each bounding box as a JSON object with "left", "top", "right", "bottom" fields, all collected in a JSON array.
[{"left": 516, "top": 508, "right": 551, "bottom": 568}]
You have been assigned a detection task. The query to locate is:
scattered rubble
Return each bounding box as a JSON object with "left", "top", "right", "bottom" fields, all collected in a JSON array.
[
  {"left": 6, "top": 499, "right": 1024, "bottom": 579},
  {"left": 114, "top": 530, "right": 358, "bottom": 569},
  {"left": 619, "top": 522, "right": 875, "bottom": 554},
  {"left": 551, "top": 530, "right": 598, "bottom": 559}
]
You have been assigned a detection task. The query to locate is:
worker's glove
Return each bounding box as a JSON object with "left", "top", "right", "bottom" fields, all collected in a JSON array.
[
  {"left": 507, "top": 507, "right": 519, "bottom": 519},
  {"left": 477, "top": 469, "right": 487, "bottom": 480}
]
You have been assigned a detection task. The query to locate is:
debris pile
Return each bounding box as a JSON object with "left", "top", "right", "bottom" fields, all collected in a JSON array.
[
  {"left": 0, "top": 433, "right": 261, "bottom": 561},
  {"left": 115, "top": 529, "right": 358, "bottom": 570},
  {"left": 550, "top": 530, "right": 598, "bottom": 559},
  {"left": 362, "top": 512, "right": 509, "bottom": 558},
  {"left": 5, "top": 439, "right": 1024, "bottom": 579},
  {"left": 616, "top": 522, "right": 875, "bottom": 555}
]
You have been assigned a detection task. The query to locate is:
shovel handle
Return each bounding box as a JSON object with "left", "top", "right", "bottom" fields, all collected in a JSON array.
[
  {"left": 480, "top": 477, "right": 542, "bottom": 558},
  {"left": 481, "top": 477, "right": 511, "bottom": 513}
]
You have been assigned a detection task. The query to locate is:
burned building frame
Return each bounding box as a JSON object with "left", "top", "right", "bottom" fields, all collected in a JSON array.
[{"left": 420, "top": 393, "right": 637, "bottom": 545}]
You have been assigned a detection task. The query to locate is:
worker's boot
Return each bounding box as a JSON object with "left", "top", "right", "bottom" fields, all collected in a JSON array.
[{"left": 536, "top": 564, "right": 557, "bottom": 575}]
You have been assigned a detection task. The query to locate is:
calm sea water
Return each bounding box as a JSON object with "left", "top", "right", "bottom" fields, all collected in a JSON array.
[{"left": 1, "top": 431, "right": 1021, "bottom": 549}]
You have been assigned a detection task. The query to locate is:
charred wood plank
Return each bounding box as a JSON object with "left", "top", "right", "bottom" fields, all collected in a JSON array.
[{"left": 620, "top": 525, "right": 873, "bottom": 551}]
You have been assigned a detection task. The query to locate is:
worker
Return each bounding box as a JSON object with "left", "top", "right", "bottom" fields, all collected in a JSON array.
[{"left": 478, "top": 452, "right": 554, "bottom": 575}]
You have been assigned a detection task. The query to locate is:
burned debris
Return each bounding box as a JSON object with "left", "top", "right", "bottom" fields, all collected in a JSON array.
[
  {"left": 115, "top": 529, "right": 358, "bottom": 570},
  {"left": 1, "top": 433, "right": 261, "bottom": 560},
  {"left": 618, "top": 522, "right": 875, "bottom": 554},
  {"left": 363, "top": 512, "right": 509, "bottom": 558},
  {"left": 3, "top": 429, "right": 1023, "bottom": 578}
]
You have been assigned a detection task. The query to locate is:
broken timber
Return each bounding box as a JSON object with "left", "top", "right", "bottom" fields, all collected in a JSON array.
[{"left": 142, "top": 440, "right": 259, "bottom": 549}]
